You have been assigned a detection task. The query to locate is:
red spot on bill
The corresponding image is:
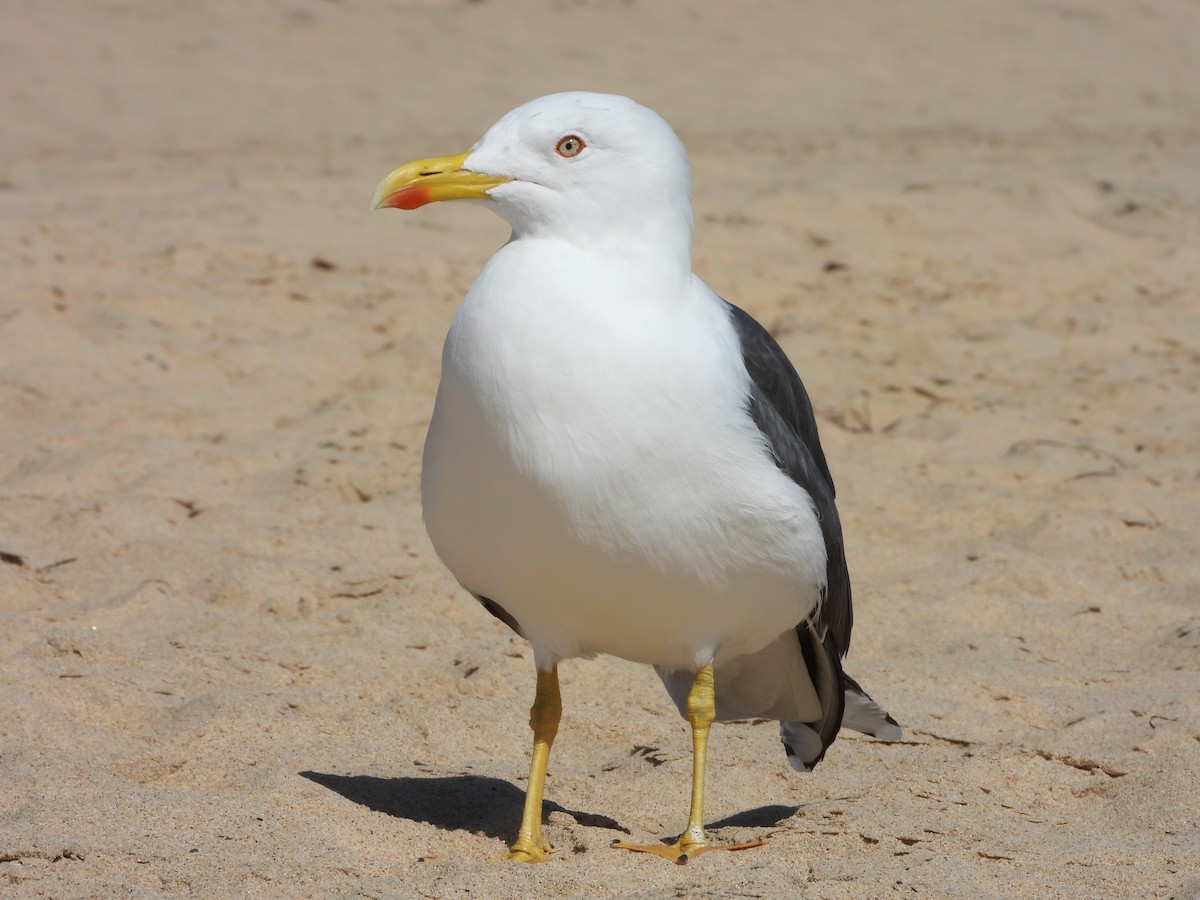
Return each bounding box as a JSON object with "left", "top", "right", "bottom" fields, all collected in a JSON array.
[{"left": 380, "top": 185, "right": 433, "bottom": 210}]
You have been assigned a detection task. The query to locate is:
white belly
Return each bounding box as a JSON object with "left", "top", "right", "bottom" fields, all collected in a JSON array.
[{"left": 420, "top": 243, "right": 826, "bottom": 670}]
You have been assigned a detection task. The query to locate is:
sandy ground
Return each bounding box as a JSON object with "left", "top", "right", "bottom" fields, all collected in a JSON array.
[{"left": 2, "top": 1, "right": 1199, "bottom": 897}]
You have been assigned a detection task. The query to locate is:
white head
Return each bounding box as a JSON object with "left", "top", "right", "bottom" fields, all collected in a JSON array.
[{"left": 373, "top": 92, "right": 694, "bottom": 261}]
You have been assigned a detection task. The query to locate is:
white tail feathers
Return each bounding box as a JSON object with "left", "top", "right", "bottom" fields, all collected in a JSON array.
[{"left": 841, "top": 673, "right": 903, "bottom": 741}]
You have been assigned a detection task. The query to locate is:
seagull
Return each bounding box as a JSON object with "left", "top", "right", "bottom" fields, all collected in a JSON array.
[{"left": 372, "top": 92, "right": 900, "bottom": 864}]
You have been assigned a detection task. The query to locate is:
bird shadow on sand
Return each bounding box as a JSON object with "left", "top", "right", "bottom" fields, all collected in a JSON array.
[
  {"left": 300, "top": 771, "right": 631, "bottom": 841},
  {"left": 707, "top": 804, "right": 803, "bottom": 830},
  {"left": 301, "top": 771, "right": 803, "bottom": 843}
]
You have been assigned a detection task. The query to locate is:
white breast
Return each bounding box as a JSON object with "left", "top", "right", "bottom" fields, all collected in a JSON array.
[{"left": 421, "top": 238, "right": 826, "bottom": 670}]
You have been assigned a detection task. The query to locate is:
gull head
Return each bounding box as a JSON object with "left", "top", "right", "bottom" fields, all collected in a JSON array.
[{"left": 372, "top": 92, "right": 694, "bottom": 251}]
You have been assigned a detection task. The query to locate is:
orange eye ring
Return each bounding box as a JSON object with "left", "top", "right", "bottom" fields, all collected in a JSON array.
[{"left": 555, "top": 134, "right": 586, "bottom": 158}]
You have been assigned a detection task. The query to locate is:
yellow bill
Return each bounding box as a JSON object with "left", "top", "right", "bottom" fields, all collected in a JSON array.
[{"left": 370, "top": 152, "right": 510, "bottom": 211}]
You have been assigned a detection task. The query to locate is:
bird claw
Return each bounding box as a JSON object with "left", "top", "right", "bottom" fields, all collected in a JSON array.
[
  {"left": 504, "top": 838, "right": 553, "bottom": 863},
  {"left": 610, "top": 835, "right": 765, "bottom": 864}
]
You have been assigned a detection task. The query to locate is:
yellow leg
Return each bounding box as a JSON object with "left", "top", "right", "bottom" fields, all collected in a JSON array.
[
  {"left": 612, "top": 664, "right": 765, "bottom": 864},
  {"left": 506, "top": 666, "right": 561, "bottom": 862}
]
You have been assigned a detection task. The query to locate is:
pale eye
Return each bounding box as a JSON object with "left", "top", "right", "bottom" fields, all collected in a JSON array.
[{"left": 555, "top": 134, "right": 586, "bottom": 158}]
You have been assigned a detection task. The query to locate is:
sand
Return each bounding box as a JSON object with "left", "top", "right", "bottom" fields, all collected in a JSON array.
[{"left": 2, "top": 1, "right": 1198, "bottom": 897}]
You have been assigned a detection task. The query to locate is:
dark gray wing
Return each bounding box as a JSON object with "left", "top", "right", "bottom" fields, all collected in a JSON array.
[
  {"left": 780, "top": 627, "right": 846, "bottom": 771},
  {"left": 726, "top": 301, "right": 852, "bottom": 657}
]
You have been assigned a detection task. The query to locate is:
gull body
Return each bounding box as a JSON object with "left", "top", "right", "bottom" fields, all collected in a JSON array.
[{"left": 425, "top": 240, "right": 825, "bottom": 681}]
